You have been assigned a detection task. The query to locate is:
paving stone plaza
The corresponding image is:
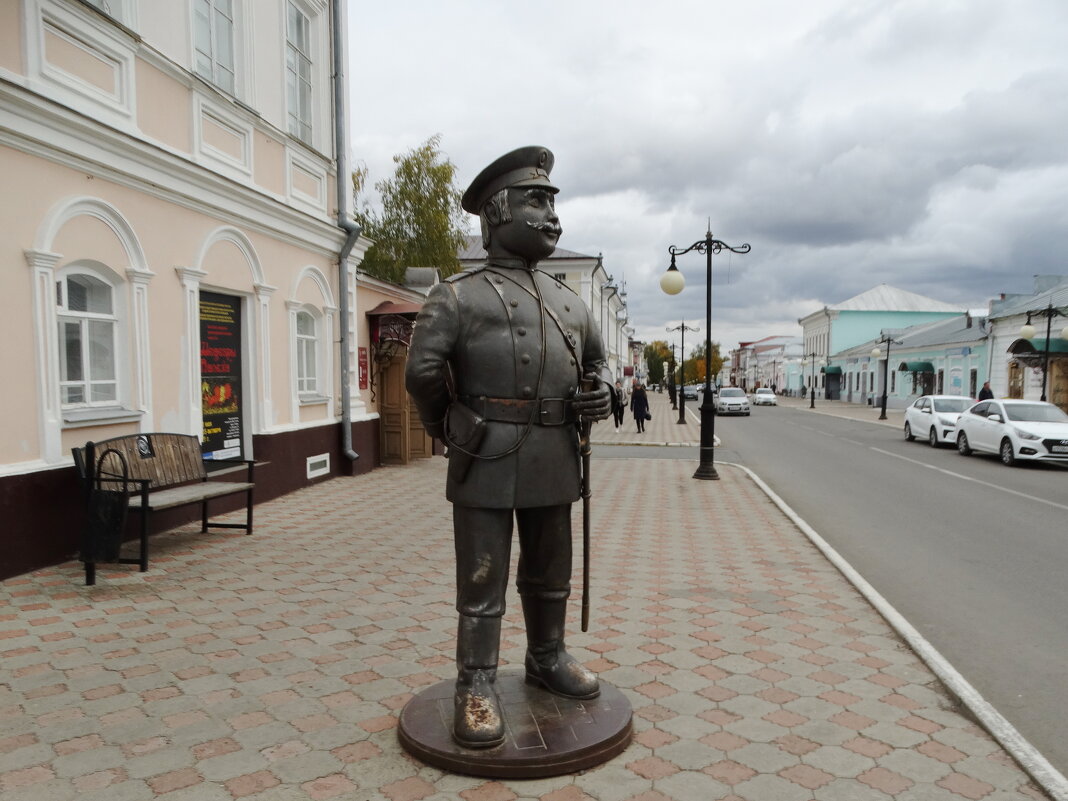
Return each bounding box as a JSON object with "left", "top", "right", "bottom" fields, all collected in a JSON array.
[{"left": 0, "top": 393, "right": 1052, "bottom": 800}]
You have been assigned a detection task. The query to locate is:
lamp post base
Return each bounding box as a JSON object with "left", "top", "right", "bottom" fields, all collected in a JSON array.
[{"left": 693, "top": 461, "right": 720, "bottom": 480}]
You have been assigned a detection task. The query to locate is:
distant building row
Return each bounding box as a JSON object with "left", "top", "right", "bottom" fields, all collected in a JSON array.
[{"left": 726, "top": 278, "right": 1068, "bottom": 412}]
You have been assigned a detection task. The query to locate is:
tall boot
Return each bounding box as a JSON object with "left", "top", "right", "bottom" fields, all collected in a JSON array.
[
  {"left": 453, "top": 615, "right": 505, "bottom": 749},
  {"left": 521, "top": 596, "right": 600, "bottom": 700}
]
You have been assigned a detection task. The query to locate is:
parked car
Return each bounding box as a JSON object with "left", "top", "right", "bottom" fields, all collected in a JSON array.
[
  {"left": 903, "top": 395, "right": 973, "bottom": 446},
  {"left": 752, "top": 388, "right": 777, "bottom": 406},
  {"left": 681, "top": 384, "right": 699, "bottom": 401},
  {"left": 715, "top": 387, "right": 750, "bottom": 415},
  {"left": 955, "top": 399, "right": 1068, "bottom": 465}
]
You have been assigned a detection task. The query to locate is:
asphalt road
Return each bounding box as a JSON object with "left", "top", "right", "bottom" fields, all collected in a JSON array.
[{"left": 641, "top": 405, "right": 1066, "bottom": 776}]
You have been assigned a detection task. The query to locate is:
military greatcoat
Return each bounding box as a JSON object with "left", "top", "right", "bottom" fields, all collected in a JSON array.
[{"left": 405, "top": 262, "right": 611, "bottom": 509}]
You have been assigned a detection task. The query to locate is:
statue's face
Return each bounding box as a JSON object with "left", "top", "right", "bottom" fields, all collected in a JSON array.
[{"left": 489, "top": 187, "right": 561, "bottom": 262}]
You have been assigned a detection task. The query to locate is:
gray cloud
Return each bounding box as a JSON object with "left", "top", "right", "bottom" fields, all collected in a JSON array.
[{"left": 350, "top": 0, "right": 1068, "bottom": 354}]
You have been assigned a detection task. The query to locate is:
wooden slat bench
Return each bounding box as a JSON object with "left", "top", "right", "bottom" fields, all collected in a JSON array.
[{"left": 72, "top": 433, "right": 254, "bottom": 585}]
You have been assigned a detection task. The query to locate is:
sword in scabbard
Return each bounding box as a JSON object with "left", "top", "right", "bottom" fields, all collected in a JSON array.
[{"left": 579, "top": 418, "right": 592, "bottom": 632}]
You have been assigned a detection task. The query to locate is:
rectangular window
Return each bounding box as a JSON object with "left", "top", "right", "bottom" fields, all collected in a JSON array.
[
  {"left": 296, "top": 311, "right": 318, "bottom": 394},
  {"left": 286, "top": 3, "right": 312, "bottom": 144},
  {"left": 891, "top": 370, "right": 896, "bottom": 393},
  {"left": 58, "top": 274, "right": 117, "bottom": 406},
  {"left": 194, "top": 0, "right": 236, "bottom": 95}
]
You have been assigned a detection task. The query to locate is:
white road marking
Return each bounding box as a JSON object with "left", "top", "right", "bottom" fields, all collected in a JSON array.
[{"left": 871, "top": 447, "right": 1068, "bottom": 513}]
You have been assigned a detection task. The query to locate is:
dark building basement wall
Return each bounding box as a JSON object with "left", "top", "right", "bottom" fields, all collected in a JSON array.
[{"left": 0, "top": 419, "right": 380, "bottom": 581}]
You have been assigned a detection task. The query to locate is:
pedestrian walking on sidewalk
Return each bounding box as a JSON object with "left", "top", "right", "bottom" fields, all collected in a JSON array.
[
  {"left": 612, "top": 380, "right": 626, "bottom": 431},
  {"left": 631, "top": 383, "right": 650, "bottom": 433}
]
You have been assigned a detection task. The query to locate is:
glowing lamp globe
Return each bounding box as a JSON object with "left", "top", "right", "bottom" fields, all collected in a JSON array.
[
  {"left": 660, "top": 268, "right": 685, "bottom": 295},
  {"left": 1019, "top": 323, "right": 1036, "bottom": 340}
]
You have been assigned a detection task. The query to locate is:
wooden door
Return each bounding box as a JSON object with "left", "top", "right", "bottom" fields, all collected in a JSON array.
[
  {"left": 1008, "top": 362, "right": 1024, "bottom": 399},
  {"left": 1050, "top": 359, "right": 1067, "bottom": 412},
  {"left": 379, "top": 357, "right": 409, "bottom": 465}
]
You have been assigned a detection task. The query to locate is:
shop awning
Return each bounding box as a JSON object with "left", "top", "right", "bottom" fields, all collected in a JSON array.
[
  {"left": 1008, "top": 338, "right": 1068, "bottom": 356},
  {"left": 821, "top": 365, "right": 842, "bottom": 375},
  {"left": 366, "top": 300, "right": 422, "bottom": 316},
  {"left": 898, "top": 361, "right": 934, "bottom": 372}
]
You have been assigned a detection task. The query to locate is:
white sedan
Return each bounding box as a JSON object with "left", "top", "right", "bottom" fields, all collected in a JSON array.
[
  {"left": 903, "top": 395, "right": 973, "bottom": 447},
  {"left": 955, "top": 399, "right": 1068, "bottom": 466},
  {"left": 752, "top": 388, "right": 777, "bottom": 406},
  {"left": 715, "top": 387, "right": 751, "bottom": 415}
]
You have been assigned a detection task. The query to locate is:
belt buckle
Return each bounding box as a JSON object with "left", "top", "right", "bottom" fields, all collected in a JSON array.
[{"left": 538, "top": 398, "right": 567, "bottom": 426}]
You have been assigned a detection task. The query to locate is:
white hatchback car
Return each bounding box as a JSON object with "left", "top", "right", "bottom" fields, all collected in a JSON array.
[
  {"left": 955, "top": 399, "right": 1068, "bottom": 465},
  {"left": 903, "top": 395, "right": 973, "bottom": 447},
  {"left": 752, "top": 388, "right": 777, "bottom": 406}
]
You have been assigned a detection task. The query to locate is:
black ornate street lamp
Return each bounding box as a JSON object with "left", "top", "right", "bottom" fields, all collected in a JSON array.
[
  {"left": 871, "top": 333, "right": 903, "bottom": 420},
  {"left": 667, "top": 321, "right": 699, "bottom": 425},
  {"left": 807, "top": 352, "right": 818, "bottom": 409},
  {"left": 661, "top": 228, "right": 751, "bottom": 480},
  {"left": 668, "top": 343, "right": 677, "bottom": 409},
  {"left": 1019, "top": 304, "right": 1068, "bottom": 403}
]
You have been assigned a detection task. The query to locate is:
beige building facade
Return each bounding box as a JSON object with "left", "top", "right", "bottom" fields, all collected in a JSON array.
[{"left": 0, "top": 0, "right": 396, "bottom": 579}]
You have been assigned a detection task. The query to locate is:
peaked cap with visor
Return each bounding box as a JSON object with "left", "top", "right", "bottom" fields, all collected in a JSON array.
[{"left": 460, "top": 146, "right": 558, "bottom": 215}]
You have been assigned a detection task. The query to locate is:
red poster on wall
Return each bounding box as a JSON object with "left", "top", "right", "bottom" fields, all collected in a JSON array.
[
  {"left": 199, "top": 292, "right": 243, "bottom": 460},
  {"left": 358, "top": 347, "right": 369, "bottom": 390}
]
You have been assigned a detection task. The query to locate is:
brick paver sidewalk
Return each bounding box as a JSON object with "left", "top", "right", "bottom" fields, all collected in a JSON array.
[
  {"left": 594, "top": 390, "right": 701, "bottom": 446},
  {"left": 0, "top": 457, "right": 1050, "bottom": 800}
]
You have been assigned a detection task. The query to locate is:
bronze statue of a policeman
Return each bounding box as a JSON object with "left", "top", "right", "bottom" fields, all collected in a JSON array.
[{"left": 405, "top": 147, "right": 613, "bottom": 749}]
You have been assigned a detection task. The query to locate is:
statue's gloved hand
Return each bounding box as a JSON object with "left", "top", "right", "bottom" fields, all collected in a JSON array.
[{"left": 573, "top": 375, "right": 612, "bottom": 421}]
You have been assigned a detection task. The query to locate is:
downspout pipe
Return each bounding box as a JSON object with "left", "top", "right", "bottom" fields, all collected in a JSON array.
[{"left": 332, "top": 0, "right": 360, "bottom": 461}]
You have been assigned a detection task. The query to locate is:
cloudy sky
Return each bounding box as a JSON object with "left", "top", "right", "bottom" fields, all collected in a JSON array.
[{"left": 347, "top": 0, "right": 1068, "bottom": 355}]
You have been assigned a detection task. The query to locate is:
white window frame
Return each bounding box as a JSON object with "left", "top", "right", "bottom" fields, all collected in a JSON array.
[
  {"left": 295, "top": 308, "right": 319, "bottom": 397},
  {"left": 54, "top": 263, "right": 131, "bottom": 417},
  {"left": 285, "top": 1, "right": 314, "bottom": 145},
  {"left": 78, "top": 0, "right": 136, "bottom": 27},
  {"left": 287, "top": 300, "right": 332, "bottom": 409},
  {"left": 193, "top": 0, "right": 237, "bottom": 96}
]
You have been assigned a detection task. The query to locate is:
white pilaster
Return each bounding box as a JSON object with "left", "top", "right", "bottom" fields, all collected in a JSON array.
[
  {"left": 25, "top": 249, "right": 63, "bottom": 462},
  {"left": 175, "top": 266, "right": 208, "bottom": 437}
]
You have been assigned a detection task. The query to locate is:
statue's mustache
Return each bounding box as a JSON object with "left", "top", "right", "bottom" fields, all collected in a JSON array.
[{"left": 527, "top": 220, "right": 562, "bottom": 236}]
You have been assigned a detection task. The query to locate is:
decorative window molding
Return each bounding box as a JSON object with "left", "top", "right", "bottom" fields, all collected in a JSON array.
[
  {"left": 194, "top": 96, "right": 253, "bottom": 179},
  {"left": 27, "top": 197, "right": 153, "bottom": 462},
  {"left": 287, "top": 265, "right": 335, "bottom": 417},
  {"left": 24, "top": 0, "right": 137, "bottom": 128},
  {"left": 285, "top": 147, "right": 328, "bottom": 215},
  {"left": 78, "top": 0, "right": 137, "bottom": 28}
]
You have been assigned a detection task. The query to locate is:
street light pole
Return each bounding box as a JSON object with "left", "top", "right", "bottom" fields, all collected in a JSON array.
[
  {"left": 808, "top": 352, "right": 817, "bottom": 409},
  {"left": 661, "top": 228, "right": 751, "bottom": 480},
  {"left": 1019, "top": 303, "right": 1068, "bottom": 403},
  {"left": 667, "top": 321, "right": 698, "bottom": 425},
  {"left": 871, "top": 333, "right": 903, "bottom": 420},
  {"left": 669, "top": 343, "right": 677, "bottom": 409}
]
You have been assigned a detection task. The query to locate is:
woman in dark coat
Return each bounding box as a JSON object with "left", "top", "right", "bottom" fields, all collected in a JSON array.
[{"left": 630, "top": 383, "right": 650, "bottom": 433}]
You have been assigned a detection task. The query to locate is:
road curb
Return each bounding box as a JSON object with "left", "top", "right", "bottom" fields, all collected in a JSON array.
[{"left": 728, "top": 460, "right": 1068, "bottom": 801}]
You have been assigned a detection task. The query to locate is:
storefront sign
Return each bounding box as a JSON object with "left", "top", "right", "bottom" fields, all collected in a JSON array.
[
  {"left": 199, "top": 292, "right": 243, "bottom": 460},
  {"left": 358, "top": 346, "right": 369, "bottom": 389}
]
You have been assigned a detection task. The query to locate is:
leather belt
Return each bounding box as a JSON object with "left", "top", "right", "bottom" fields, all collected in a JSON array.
[{"left": 459, "top": 396, "right": 577, "bottom": 426}]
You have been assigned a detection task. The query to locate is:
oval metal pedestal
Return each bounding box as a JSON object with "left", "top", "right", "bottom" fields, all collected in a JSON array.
[{"left": 397, "top": 672, "right": 632, "bottom": 778}]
